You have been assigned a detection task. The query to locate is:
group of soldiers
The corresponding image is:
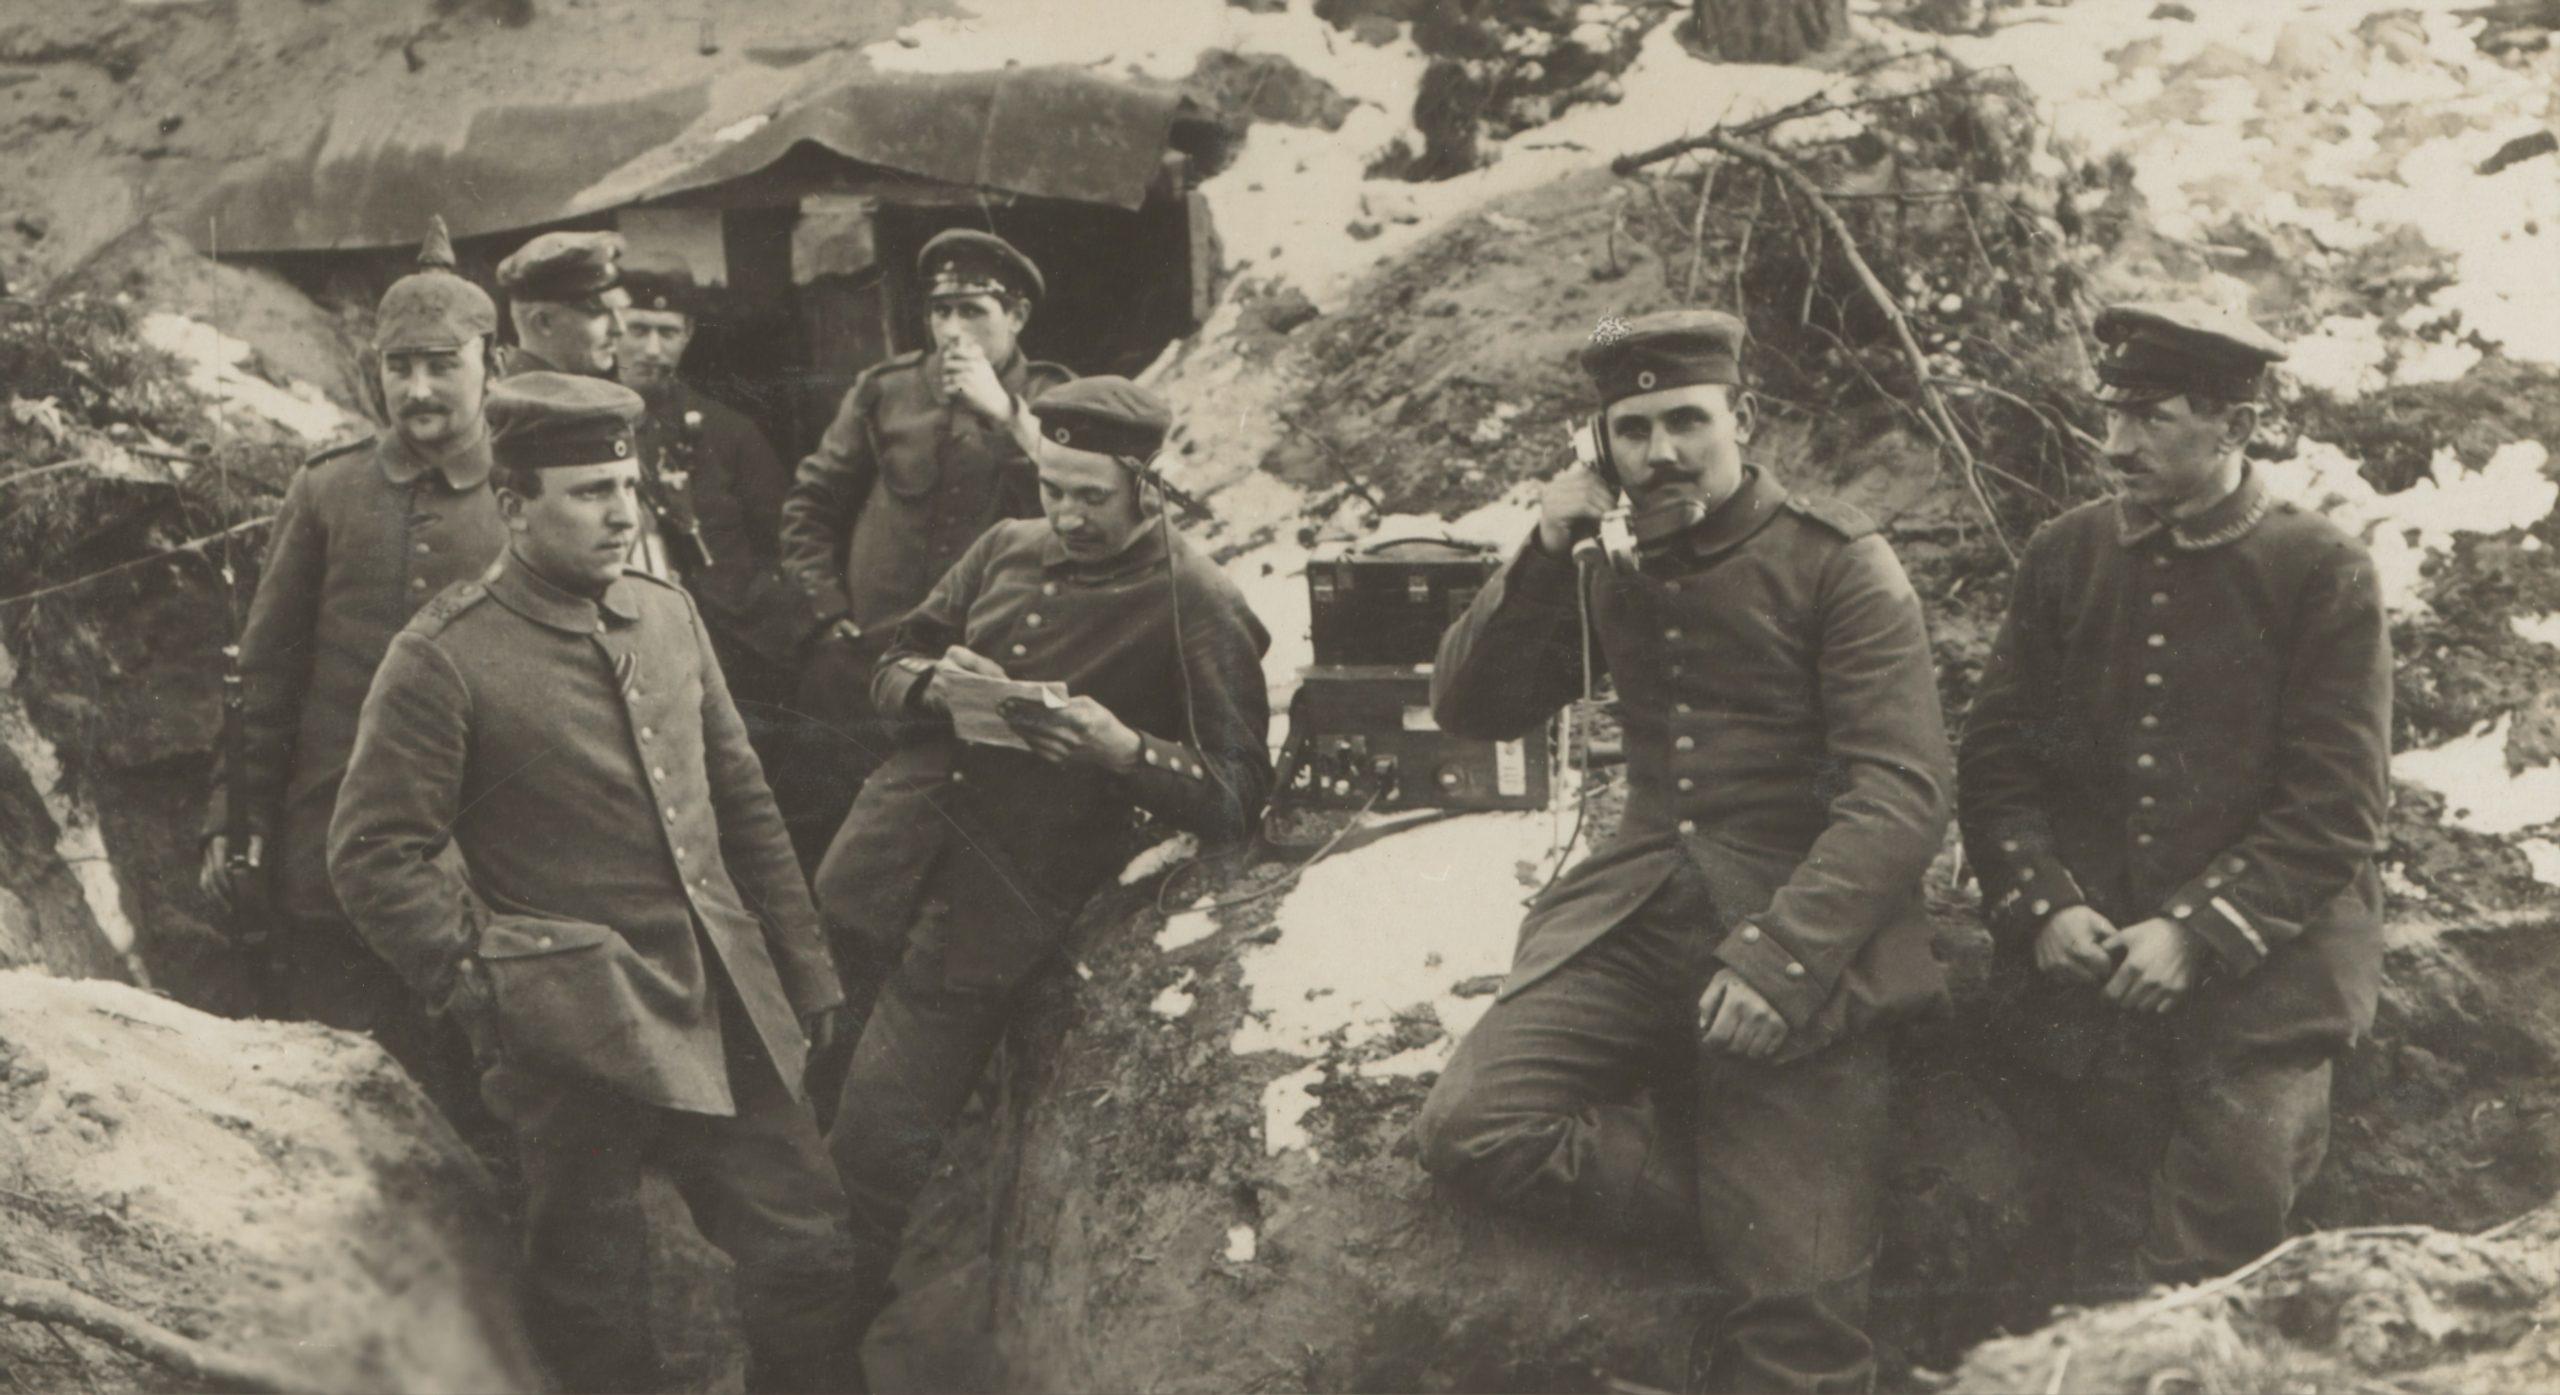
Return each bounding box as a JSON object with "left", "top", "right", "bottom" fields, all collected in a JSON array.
[{"left": 196, "top": 206, "right": 2389, "bottom": 1395}]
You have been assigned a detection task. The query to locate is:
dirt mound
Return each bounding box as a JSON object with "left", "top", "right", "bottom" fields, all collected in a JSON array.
[
  {"left": 0, "top": 968, "right": 539, "bottom": 1392},
  {"left": 1946, "top": 1197, "right": 2560, "bottom": 1395}
]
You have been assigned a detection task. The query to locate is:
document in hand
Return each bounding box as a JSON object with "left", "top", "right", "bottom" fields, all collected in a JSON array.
[{"left": 936, "top": 669, "right": 1071, "bottom": 751}]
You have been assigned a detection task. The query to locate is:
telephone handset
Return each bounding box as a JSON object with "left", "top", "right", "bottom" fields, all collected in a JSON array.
[{"left": 1569, "top": 414, "right": 1710, "bottom": 552}]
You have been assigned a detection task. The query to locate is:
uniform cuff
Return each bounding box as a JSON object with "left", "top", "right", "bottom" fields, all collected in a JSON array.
[
  {"left": 1124, "top": 732, "right": 1213, "bottom": 786},
  {"left": 1713, "top": 922, "right": 1825, "bottom": 1029},
  {"left": 877, "top": 655, "right": 937, "bottom": 717},
  {"left": 2164, "top": 858, "right": 2269, "bottom": 974},
  {"left": 1983, "top": 839, "right": 2086, "bottom": 938},
  {"left": 1507, "top": 530, "right": 1582, "bottom": 602}
]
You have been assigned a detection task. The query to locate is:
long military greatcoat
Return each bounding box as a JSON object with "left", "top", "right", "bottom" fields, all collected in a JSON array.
[
  {"left": 328, "top": 551, "right": 841, "bottom": 1114},
  {"left": 777, "top": 346, "right": 1072, "bottom": 637},
  {"left": 1958, "top": 469, "right": 2392, "bottom": 1068},
  {"left": 814, "top": 518, "right": 1272, "bottom": 993},
  {"left": 207, "top": 431, "right": 505, "bottom": 921},
  {"left": 1432, "top": 467, "right": 1954, "bottom": 1058}
]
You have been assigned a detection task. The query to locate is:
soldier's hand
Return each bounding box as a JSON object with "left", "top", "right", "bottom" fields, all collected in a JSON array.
[
  {"left": 2034, "top": 905, "right": 2120, "bottom": 985},
  {"left": 199, "top": 834, "right": 264, "bottom": 913},
  {"left": 920, "top": 645, "right": 1009, "bottom": 715},
  {"left": 1537, "top": 465, "right": 1616, "bottom": 556},
  {"left": 1698, "top": 968, "right": 1787, "bottom": 1060},
  {"left": 2102, "top": 917, "right": 2199, "bottom": 1014},
  {"left": 940, "top": 341, "right": 1014, "bottom": 422},
  {"left": 1009, "top": 694, "right": 1143, "bottom": 770}
]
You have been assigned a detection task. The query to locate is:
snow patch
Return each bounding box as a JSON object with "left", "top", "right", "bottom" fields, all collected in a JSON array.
[
  {"left": 1150, "top": 973, "right": 1198, "bottom": 1020},
  {"left": 1120, "top": 832, "right": 1201, "bottom": 886},
  {"left": 1157, "top": 907, "right": 1220, "bottom": 952},
  {"left": 1357, "top": 1041, "right": 1449, "bottom": 1080},
  {"left": 0, "top": 639, "right": 138, "bottom": 962},
  {"left": 1232, "top": 810, "right": 1565, "bottom": 1059},
  {"left": 138, "top": 312, "right": 356, "bottom": 444},
  {"left": 2263, "top": 439, "right": 2557, "bottom": 614},
  {"left": 2511, "top": 614, "right": 2560, "bottom": 650},
  {"left": 1223, "top": 1223, "right": 1258, "bottom": 1263},
  {"left": 1261, "top": 1062, "right": 1325, "bottom": 1157},
  {"left": 2393, "top": 715, "right": 2560, "bottom": 837}
]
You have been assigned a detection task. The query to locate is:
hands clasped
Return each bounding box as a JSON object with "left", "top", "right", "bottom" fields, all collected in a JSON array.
[{"left": 2035, "top": 905, "right": 2199, "bottom": 1012}]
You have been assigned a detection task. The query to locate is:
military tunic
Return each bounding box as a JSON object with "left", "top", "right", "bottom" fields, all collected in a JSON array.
[
  {"left": 637, "top": 381, "right": 808, "bottom": 670},
  {"left": 208, "top": 431, "right": 506, "bottom": 921},
  {"left": 1957, "top": 467, "right": 2391, "bottom": 1285},
  {"left": 328, "top": 552, "right": 862, "bottom": 1393},
  {"left": 1413, "top": 466, "right": 1952, "bottom": 1394},
  {"left": 813, "top": 515, "right": 1270, "bottom": 1272}
]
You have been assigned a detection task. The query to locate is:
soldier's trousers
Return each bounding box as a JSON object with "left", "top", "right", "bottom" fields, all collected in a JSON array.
[
  {"left": 481, "top": 982, "right": 868, "bottom": 1395},
  {"left": 1413, "top": 864, "right": 1890, "bottom": 1395},
  {"left": 2008, "top": 1023, "right": 2334, "bottom": 1295}
]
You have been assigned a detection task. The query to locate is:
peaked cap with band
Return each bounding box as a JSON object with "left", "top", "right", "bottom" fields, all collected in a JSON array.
[
  {"left": 487, "top": 372, "right": 645, "bottom": 470},
  {"left": 374, "top": 215, "right": 498, "bottom": 353},
  {"left": 622, "top": 264, "right": 699, "bottom": 319},
  {"left": 918, "top": 228, "right": 1044, "bottom": 304},
  {"left": 1030, "top": 376, "right": 1171, "bottom": 459},
  {"left": 2092, "top": 301, "right": 2287, "bottom": 407},
  {"left": 497, "top": 230, "right": 625, "bottom": 305},
  {"left": 1579, "top": 308, "right": 1747, "bottom": 406}
]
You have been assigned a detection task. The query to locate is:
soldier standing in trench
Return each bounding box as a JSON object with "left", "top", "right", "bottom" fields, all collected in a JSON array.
[
  {"left": 328, "top": 373, "right": 867, "bottom": 1395},
  {"left": 198, "top": 216, "right": 501, "bottom": 1128},
  {"left": 1958, "top": 303, "right": 2391, "bottom": 1296},
  {"left": 1411, "top": 310, "right": 1954, "bottom": 1393},
  {"left": 776, "top": 230, "right": 1073, "bottom": 871},
  {"left": 618, "top": 264, "right": 808, "bottom": 772},
  {"left": 811, "top": 378, "right": 1272, "bottom": 1357}
]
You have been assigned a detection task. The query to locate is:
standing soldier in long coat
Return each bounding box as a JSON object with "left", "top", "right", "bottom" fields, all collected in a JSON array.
[
  {"left": 776, "top": 230, "right": 1073, "bottom": 864},
  {"left": 812, "top": 378, "right": 1271, "bottom": 1354},
  {"left": 329, "top": 373, "right": 866, "bottom": 1394},
  {"left": 198, "top": 216, "right": 502, "bottom": 1120},
  {"left": 1959, "top": 303, "right": 2391, "bottom": 1294},
  {"left": 1412, "top": 310, "right": 1954, "bottom": 1394},
  {"left": 618, "top": 264, "right": 808, "bottom": 761}
]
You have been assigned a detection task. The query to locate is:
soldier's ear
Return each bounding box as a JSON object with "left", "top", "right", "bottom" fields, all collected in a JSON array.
[
  {"left": 1731, "top": 388, "right": 1758, "bottom": 446},
  {"left": 2221, "top": 401, "right": 2260, "bottom": 449}
]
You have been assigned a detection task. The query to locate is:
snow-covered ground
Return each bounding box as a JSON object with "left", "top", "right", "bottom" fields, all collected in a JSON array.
[{"left": 877, "top": 0, "right": 2560, "bottom": 1153}]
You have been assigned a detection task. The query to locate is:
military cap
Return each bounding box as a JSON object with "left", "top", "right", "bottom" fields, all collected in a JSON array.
[
  {"left": 1031, "top": 376, "right": 1171, "bottom": 459},
  {"left": 1579, "top": 309, "right": 1746, "bottom": 406},
  {"left": 374, "top": 215, "right": 498, "bottom": 353},
  {"left": 486, "top": 372, "right": 645, "bottom": 470},
  {"left": 622, "top": 264, "right": 698, "bottom": 318},
  {"left": 2093, "top": 301, "right": 2287, "bottom": 407},
  {"left": 496, "top": 230, "right": 625, "bottom": 304},
  {"left": 918, "top": 228, "right": 1044, "bottom": 304}
]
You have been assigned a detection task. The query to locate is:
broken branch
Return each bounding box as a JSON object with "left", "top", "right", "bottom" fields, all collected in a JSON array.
[
  {"left": 1692, "top": 131, "right": 2014, "bottom": 560},
  {"left": 0, "top": 515, "right": 275, "bottom": 609},
  {"left": 0, "top": 1271, "right": 316, "bottom": 1394}
]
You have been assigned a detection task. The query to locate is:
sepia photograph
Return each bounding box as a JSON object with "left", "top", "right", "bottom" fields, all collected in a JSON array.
[{"left": 0, "top": 0, "right": 2556, "bottom": 1390}]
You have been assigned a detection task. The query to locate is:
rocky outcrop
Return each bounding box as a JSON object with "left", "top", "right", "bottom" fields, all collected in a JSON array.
[{"left": 0, "top": 969, "right": 541, "bottom": 1392}]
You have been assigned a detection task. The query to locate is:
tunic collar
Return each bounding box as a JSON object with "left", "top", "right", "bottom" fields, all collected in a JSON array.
[
  {"left": 487, "top": 547, "right": 642, "bottom": 633},
  {"left": 1039, "top": 514, "right": 1171, "bottom": 581},
  {"left": 2115, "top": 464, "right": 2272, "bottom": 551},
  {"left": 376, "top": 418, "right": 493, "bottom": 491},
  {"left": 1639, "top": 465, "right": 1784, "bottom": 576}
]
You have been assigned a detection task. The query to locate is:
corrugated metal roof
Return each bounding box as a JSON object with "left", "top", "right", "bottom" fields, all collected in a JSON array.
[{"left": 192, "top": 59, "right": 1198, "bottom": 254}]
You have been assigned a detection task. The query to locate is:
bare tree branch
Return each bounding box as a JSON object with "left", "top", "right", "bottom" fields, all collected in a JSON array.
[{"left": 0, "top": 1271, "right": 317, "bottom": 1394}]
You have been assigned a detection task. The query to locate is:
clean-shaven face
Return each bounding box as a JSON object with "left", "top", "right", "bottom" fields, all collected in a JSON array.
[
  {"left": 1038, "top": 443, "right": 1145, "bottom": 560},
  {"left": 620, "top": 307, "right": 690, "bottom": 394},
  {"left": 503, "top": 458, "right": 642, "bottom": 592},
  {"left": 929, "top": 292, "right": 1027, "bottom": 365}
]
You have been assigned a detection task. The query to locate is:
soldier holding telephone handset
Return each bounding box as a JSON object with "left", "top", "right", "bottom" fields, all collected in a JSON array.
[{"left": 1412, "top": 309, "right": 1954, "bottom": 1393}]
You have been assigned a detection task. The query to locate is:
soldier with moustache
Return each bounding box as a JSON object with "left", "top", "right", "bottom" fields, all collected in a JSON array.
[
  {"left": 494, "top": 230, "right": 629, "bottom": 381},
  {"left": 1412, "top": 311, "right": 1954, "bottom": 1393},
  {"left": 812, "top": 379, "right": 1271, "bottom": 1355},
  {"left": 776, "top": 230, "right": 1073, "bottom": 864},
  {"left": 198, "top": 215, "right": 502, "bottom": 1121},
  {"left": 619, "top": 265, "right": 808, "bottom": 744},
  {"left": 329, "top": 374, "right": 867, "bottom": 1395},
  {"left": 1959, "top": 303, "right": 2391, "bottom": 1296}
]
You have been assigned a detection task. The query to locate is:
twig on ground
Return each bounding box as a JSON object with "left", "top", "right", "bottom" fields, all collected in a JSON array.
[{"left": 0, "top": 1271, "right": 315, "bottom": 1394}]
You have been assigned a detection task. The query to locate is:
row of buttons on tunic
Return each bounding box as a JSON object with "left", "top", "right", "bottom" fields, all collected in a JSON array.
[{"left": 2132, "top": 553, "right": 2175, "bottom": 857}]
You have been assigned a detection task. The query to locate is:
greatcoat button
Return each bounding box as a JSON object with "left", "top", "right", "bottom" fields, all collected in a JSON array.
[
  {"left": 411, "top": 577, "right": 428, "bottom": 590},
  {"left": 2136, "top": 754, "right": 2157, "bottom": 770},
  {"left": 1677, "top": 819, "right": 1696, "bottom": 834},
  {"left": 2147, "top": 634, "right": 2166, "bottom": 648},
  {"left": 414, "top": 542, "right": 431, "bottom": 555},
  {"left": 1784, "top": 963, "right": 1806, "bottom": 979},
  {"left": 2151, "top": 592, "right": 2168, "bottom": 606},
  {"left": 1664, "top": 628, "right": 1682, "bottom": 641},
  {"left": 1676, "top": 702, "right": 1693, "bottom": 714},
  {"left": 2140, "top": 715, "right": 2161, "bottom": 729},
  {"left": 1678, "top": 777, "right": 1695, "bottom": 791},
  {"left": 1741, "top": 926, "right": 1762, "bottom": 943},
  {"left": 2171, "top": 904, "right": 2192, "bottom": 919},
  {"left": 2136, "top": 833, "right": 2155, "bottom": 847},
  {"left": 1675, "top": 736, "right": 1696, "bottom": 752},
  {"left": 2019, "top": 868, "right": 2036, "bottom": 882},
  {"left": 1011, "top": 643, "right": 1027, "bottom": 656},
  {"left": 1026, "top": 614, "right": 1043, "bottom": 627},
  {"left": 2144, "top": 673, "right": 2163, "bottom": 687},
  {"left": 2032, "top": 899, "right": 2052, "bottom": 916}
]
